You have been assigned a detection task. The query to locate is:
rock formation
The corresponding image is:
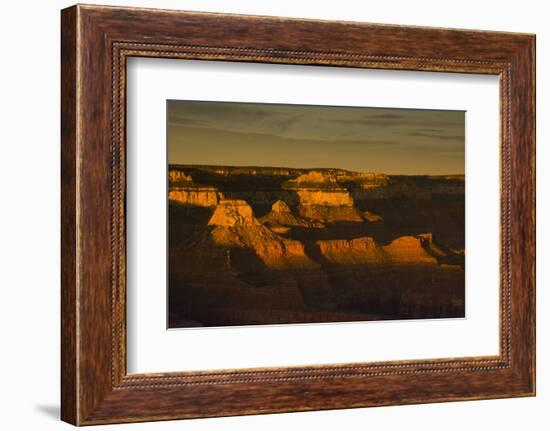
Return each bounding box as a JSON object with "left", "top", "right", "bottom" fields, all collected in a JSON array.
[
  {"left": 280, "top": 170, "right": 374, "bottom": 223},
  {"left": 362, "top": 210, "right": 384, "bottom": 222},
  {"left": 169, "top": 188, "right": 221, "bottom": 207},
  {"left": 168, "top": 170, "right": 194, "bottom": 183},
  {"left": 168, "top": 164, "right": 466, "bottom": 328},
  {"left": 316, "top": 237, "right": 385, "bottom": 265},
  {"left": 283, "top": 171, "right": 354, "bottom": 206},
  {"left": 382, "top": 235, "right": 439, "bottom": 265},
  {"left": 297, "top": 204, "right": 364, "bottom": 223},
  {"left": 208, "top": 199, "right": 319, "bottom": 270},
  {"left": 272, "top": 199, "right": 291, "bottom": 213},
  {"left": 208, "top": 199, "right": 259, "bottom": 227},
  {"left": 168, "top": 168, "right": 222, "bottom": 207},
  {"left": 260, "top": 200, "right": 322, "bottom": 230},
  {"left": 316, "top": 234, "right": 439, "bottom": 266}
]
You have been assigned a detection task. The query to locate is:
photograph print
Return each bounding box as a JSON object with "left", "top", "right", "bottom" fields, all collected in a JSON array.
[{"left": 167, "top": 100, "right": 465, "bottom": 328}]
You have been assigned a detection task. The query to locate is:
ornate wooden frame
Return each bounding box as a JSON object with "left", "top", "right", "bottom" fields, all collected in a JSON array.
[{"left": 61, "top": 4, "right": 535, "bottom": 425}]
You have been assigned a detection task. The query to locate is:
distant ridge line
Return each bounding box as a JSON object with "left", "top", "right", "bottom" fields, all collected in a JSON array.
[{"left": 168, "top": 164, "right": 464, "bottom": 178}]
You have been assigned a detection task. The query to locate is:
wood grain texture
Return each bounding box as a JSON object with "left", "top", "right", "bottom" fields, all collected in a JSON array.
[
  {"left": 60, "top": 4, "right": 535, "bottom": 425},
  {"left": 60, "top": 5, "right": 78, "bottom": 425}
]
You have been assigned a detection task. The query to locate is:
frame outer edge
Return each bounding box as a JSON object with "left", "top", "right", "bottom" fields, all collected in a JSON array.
[
  {"left": 505, "top": 35, "right": 536, "bottom": 395},
  {"left": 521, "top": 34, "right": 536, "bottom": 395},
  {"left": 61, "top": 4, "right": 536, "bottom": 425},
  {"left": 531, "top": 34, "right": 536, "bottom": 396},
  {"left": 526, "top": 35, "right": 536, "bottom": 395},
  {"left": 61, "top": 4, "right": 79, "bottom": 426}
]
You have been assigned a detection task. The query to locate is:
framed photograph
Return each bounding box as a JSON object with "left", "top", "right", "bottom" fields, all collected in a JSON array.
[
  {"left": 165, "top": 101, "right": 467, "bottom": 329},
  {"left": 61, "top": 4, "right": 535, "bottom": 425}
]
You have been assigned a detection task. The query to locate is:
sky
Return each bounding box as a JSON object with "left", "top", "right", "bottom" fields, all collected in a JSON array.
[{"left": 167, "top": 100, "right": 465, "bottom": 175}]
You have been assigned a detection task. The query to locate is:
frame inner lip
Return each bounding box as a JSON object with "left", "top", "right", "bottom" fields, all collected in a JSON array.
[{"left": 114, "top": 44, "right": 512, "bottom": 383}]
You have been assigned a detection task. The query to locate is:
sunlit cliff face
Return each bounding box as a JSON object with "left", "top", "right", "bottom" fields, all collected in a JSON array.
[{"left": 168, "top": 165, "right": 465, "bottom": 245}]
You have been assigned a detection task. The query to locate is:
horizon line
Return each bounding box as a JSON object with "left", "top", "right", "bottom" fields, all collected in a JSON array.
[{"left": 168, "top": 163, "right": 465, "bottom": 177}]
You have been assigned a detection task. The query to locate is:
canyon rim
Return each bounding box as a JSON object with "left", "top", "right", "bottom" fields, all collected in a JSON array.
[{"left": 167, "top": 100, "right": 465, "bottom": 328}]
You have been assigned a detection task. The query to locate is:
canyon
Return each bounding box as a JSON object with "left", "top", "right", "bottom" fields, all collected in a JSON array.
[{"left": 168, "top": 164, "right": 465, "bottom": 328}]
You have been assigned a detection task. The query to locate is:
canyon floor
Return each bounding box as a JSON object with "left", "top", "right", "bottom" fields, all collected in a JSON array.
[{"left": 168, "top": 165, "right": 465, "bottom": 328}]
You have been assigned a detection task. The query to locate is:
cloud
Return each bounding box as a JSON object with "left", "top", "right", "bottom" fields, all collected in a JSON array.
[
  {"left": 167, "top": 100, "right": 465, "bottom": 174},
  {"left": 372, "top": 113, "right": 404, "bottom": 120},
  {"left": 167, "top": 117, "right": 208, "bottom": 127},
  {"left": 409, "top": 130, "right": 464, "bottom": 141},
  {"left": 415, "top": 128, "right": 442, "bottom": 133}
]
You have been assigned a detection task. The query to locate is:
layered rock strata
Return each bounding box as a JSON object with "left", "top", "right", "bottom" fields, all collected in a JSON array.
[
  {"left": 208, "top": 199, "right": 319, "bottom": 270},
  {"left": 168, "top": 164, "right": 465, "bottom": 327}
]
